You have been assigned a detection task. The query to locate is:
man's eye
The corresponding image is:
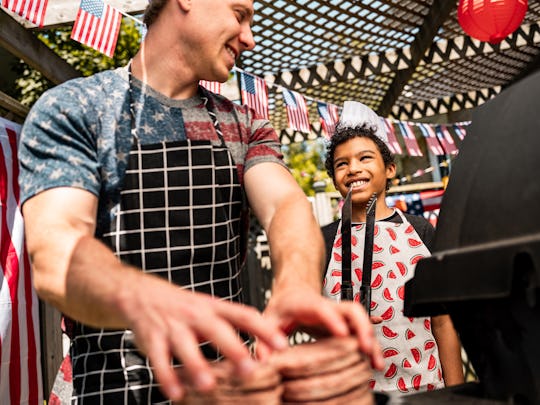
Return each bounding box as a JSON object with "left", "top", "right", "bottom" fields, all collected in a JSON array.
[{"left": 235, "top": 11, "right": 245, "bottom": 22}]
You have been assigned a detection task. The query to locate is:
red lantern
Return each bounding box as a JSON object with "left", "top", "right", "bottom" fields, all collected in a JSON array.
[{"left": 458, "top": 0, "right": 528, "bottom": 44}]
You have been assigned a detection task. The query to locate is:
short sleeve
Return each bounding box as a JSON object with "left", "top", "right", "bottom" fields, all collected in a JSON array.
[{"left": 18, "top": 80, "right": 101, "bottom": 206}]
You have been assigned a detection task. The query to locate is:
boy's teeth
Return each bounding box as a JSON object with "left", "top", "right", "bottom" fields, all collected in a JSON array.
[{"left": 350, "top": 180, "right": 367, "bottom": 188}]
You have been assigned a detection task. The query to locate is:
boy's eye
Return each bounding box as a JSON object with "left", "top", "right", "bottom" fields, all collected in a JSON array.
[{"left": 335, "top": 161, "right": 347, "bottom": 168}]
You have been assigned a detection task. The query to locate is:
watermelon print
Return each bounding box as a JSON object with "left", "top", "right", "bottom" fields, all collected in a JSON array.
[
  {"left": 410, "top": 254, "right": 424, "bottom": 265},
  {"left": 412, "top": 374, "right": 422, "bottom": 390},
  {"left": 323, "top": 209, "right": 444, "bottom": 393},
  {"left": 383, "top": 347, "right": 399, "bottom": 358},
  {"left": 406, "top": 328, "right": 416, "bottom": 340},
  {"left": 386, "top": 227, "right": 397, "bottom": 241},
  {"left": 383, "top": 288, "right": 394, "bottom": 301},
  {"left": 397, "top": 261, "right": 407, "bottom": 276},
  {"left": 355, "top": 268, "right": 363, "bottom": 280},
  {"left": 381, "top": 306, "right": 395, "bottom": 321},
  {"left": 397, "top": 377, "right": 409, "bottom": 393},
  {"left": 397, "top": 285, "right": 405, "bottom": 300},
  {"left": 371, "top": 273, "right": 383, "bottom": 289}
]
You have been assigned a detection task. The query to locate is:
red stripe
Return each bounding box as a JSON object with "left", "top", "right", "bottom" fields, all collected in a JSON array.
[
  {"left": 34, "top": 0, "right": 48, "bottom": 27},
  {"left": 6, "top": 129, "right": 39, "bottom": 404},
  {"left": 23, "top": 244, "right": 38, "bottom": 403},
  {"left": 0, "top": 133, "right": 21, "bottom": 404},
  {"left": 106, "top": 8, "right": 121, "bottom": 57}
]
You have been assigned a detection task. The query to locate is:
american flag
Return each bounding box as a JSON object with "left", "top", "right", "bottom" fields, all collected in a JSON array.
[
  {"left": 199, "top": 80, "right": 222, "bottom": 94},
  {"left": 435, "top": 125, "right": 459, "bottom": 155},
  {"left": 2, "top": 0, "right": 48, "bottom": 27},
  {"left": 239, "top": 72, "right": 269, "bottom": 120},
  {"left": 0, "top": 118, "right": 43, "bottom": 405},
  {"left": 70, "top": 0, "right": 122, "bottom": 58},
  {"left": 317, "top": 102, "right": 339, "bottom": 138},
  {"left": 418, "top": 123, "right": 445, "bottom": 156},
  {"left": 396, "top": 122, "right": 423, "bottom": 156},
  {"left": 282, "top": 89, "right": 311, "bottom": 134},
  {"left": 382, "top": 118, "right": 403, "bottom": 155},
  {"left": 452, "top": 123, "right": 467, "bottom": 140}
]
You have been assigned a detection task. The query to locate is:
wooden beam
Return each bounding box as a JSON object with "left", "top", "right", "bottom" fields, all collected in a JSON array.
[
  {"left": 0, "top": 9, "right": 81, "bottom": 85},
  {"left": 376, "top": 2, "right": 455, "bottom": 117},
  {"left": 0, "top": 90, "right": 29, "bottom": 121}
]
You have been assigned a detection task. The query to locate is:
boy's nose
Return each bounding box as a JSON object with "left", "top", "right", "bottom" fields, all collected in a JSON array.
[{"left": 348, "top": 160, "right": 363, "bottom": 174}]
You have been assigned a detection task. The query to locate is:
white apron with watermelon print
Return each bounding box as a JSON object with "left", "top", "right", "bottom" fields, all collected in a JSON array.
[{"left": 323, "top": 208, "right": 444, "bottom": 394}]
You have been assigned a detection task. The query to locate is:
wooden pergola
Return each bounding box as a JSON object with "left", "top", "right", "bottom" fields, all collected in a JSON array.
[
  {"left": 2, "top": 0, "right": 540, "bottom": 397},
  {"left": 2, "top": 1, "right": 540, "bottom": 130}
]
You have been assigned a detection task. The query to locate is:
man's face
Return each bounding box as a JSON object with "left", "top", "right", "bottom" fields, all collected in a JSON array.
[{"left": 190, "top": 0, "right": 256, "bottom": 82}]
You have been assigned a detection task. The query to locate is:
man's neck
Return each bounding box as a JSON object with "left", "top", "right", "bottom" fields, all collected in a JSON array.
[{"left": 130, "top": 43, "right": 199, "bottom": 100}]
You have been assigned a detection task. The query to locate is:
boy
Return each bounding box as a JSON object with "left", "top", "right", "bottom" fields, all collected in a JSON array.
[{"left": 322, "top": 112, "right": 464, "bottom": 394}]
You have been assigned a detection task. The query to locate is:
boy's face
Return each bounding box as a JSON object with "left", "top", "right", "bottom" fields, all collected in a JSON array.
[{"left": 332, "top": 137, "right": 396, "bottom": 205}]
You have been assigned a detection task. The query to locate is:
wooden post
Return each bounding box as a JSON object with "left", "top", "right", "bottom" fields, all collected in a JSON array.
[{"left": 39, "top": 300, "right": 63, "bottom": 400}]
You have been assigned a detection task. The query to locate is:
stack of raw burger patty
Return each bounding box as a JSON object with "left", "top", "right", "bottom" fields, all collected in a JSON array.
[{"left": 180, "top": 336, "right": 374, "bottom": 404}]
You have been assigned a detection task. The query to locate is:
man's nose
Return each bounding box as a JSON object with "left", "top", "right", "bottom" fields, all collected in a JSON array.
[{"left": 239, "top": 24, "right": 256, "bottom": 51}]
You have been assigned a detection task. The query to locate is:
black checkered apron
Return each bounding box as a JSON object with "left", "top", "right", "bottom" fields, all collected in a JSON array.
[{"left": 69, "top": 90, "right": 245, "bottom": 404}]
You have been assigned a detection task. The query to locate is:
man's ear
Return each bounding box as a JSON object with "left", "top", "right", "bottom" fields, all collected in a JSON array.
[{"left": 177, "top": 0, "right": 192, "bottom": 12}]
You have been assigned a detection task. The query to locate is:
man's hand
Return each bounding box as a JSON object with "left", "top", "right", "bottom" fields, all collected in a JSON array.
[
  {"left": 124, "top": 277, "right": 289, "bottom": 401},
  {"left": 258, "top": 283, "right": 384, "bottom": 371}
]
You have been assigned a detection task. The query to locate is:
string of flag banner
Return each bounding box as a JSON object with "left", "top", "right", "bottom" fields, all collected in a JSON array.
[{"left": 3, "top": 0, "right": 470, "bottom": 156}]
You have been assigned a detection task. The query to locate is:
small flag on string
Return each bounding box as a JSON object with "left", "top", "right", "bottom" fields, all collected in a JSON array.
[
  {"left": 418, "top": 123, "right": 445, "bottom": 156},
  {"left": 282, "top": 89, "right": 311, "bottom": 134},
  {"left": 71, "top": 0, "right": 122, "bottom": 58},
  {"left": 452, "top": 124, "right": 467, "bottom": 140},
  {"left": 2, "top": 0, "right": 48, "bottom": 26},
  {"left": 199, "top": 80, "right": 222, "bottom": 94},
  {"left": 239, "top": 71, "right": 269, "bottom": 120},
  {"left": 382, "top": 118, "right": 403, "bottom": 155},
  {"left": 435, "top": 125, "right": 459, "bottom": 155},
  {"left": 396, "top": 122, "right": 423, "bottom": 156},
  {"left": 317, "top": 102, "right": 339, "bottom": 137}
]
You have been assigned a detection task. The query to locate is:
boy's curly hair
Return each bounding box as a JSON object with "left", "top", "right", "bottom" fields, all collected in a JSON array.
[{"left": 325, "top": 123, "right": 395, "bottom": 190}]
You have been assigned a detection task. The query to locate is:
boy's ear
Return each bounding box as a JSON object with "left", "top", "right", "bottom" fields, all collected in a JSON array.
[
  {"left": 177, "top": 0, "right": 192, "bottom": 12},
  {"left": 386, "top": 163, "right": 396, "bottom": 180}
]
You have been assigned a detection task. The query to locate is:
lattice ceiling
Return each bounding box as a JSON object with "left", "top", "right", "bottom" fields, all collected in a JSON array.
[
  {"left": 3, "top": 0, "right": 540, "bottom": 140},
  {"left": 236, "top": 0, "right": 540, "bottom": 139}
]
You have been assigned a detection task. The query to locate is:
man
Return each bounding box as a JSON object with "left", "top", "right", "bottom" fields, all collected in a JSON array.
[{"left": 19, "top": 0, "right": 383, "bottom": 403}]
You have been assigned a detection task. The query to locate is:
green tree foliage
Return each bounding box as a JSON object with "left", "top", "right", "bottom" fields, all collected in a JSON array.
[
  {"left": 282, "top": 139, "right": 335, "bottom": 196},
  {"left": 14, "top": 18, "right": 142, "bottom": 106}
]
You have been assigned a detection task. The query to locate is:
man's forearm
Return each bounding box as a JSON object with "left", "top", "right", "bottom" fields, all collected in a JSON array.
[
  {"left": 32, "top": 233, "right": 147, "bottom": 330},
  {"left": 266, "top": 193, "right": 325, "bottom": 293}
]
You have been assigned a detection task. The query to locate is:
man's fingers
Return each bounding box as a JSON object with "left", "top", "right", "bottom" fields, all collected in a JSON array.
[
  {"left": 145, "top": 339, "right": 185, "bottom": 401},
  {"left": 192, "top": 315, "right": 258, "bottom": 377},
  {"left": 215, "top": 300, "right": 288, "bottom": 353}
]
